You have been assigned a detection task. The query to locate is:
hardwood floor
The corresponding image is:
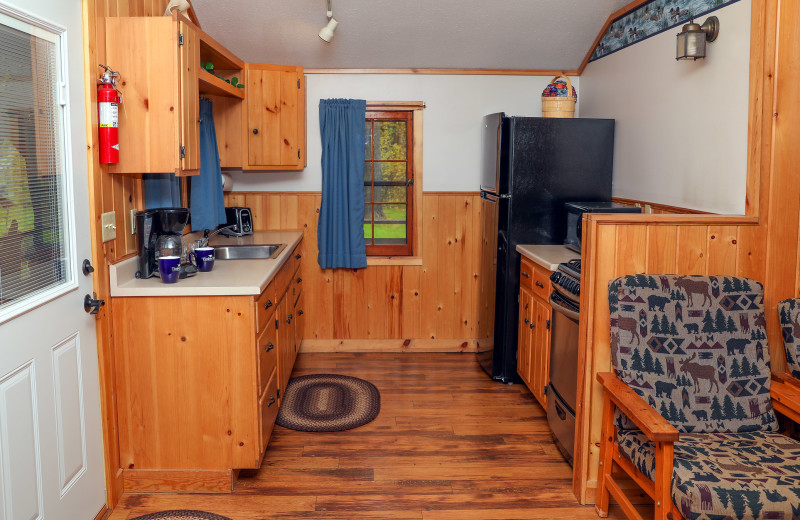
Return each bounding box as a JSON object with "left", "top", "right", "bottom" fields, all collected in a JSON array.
[{"left": 108, "top": 353, "right": 631, "bottom": 519}]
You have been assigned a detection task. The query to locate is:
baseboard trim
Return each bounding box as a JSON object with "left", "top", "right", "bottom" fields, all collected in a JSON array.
[
  {"left": 123, "top": 468, "right": 237, "bottom": 493},
  {"left": 300, "top": 338, "right": 478, "bottom": 353},
  {"left": 94, "top": 505, "right": 109, "bottom": 520}
]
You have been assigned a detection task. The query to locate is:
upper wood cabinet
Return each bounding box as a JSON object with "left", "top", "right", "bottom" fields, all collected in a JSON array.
[
  {"left": 243, "top": 63, "right": 307, "bottom": 171},
  {"left": 105, "top": 15, "right": 244, "bottom": 176}
]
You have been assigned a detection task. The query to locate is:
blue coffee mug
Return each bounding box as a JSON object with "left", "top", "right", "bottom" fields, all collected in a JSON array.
[
  {"left": 191, "top": 247, "right": 215, "bottom": 272},
  {"left": 158, "top": 256, "right": 181, "bottom": 283}
]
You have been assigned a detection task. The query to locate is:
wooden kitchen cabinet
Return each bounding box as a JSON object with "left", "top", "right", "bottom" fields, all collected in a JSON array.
[
  {"left": 517, "top": 256, "right": 552, "bottom": 408},
  {"left": 105, "top": 14, "right": 244, "bottom": 175},
  {"left": 111, "top": 240, "right": 304, "bottom": 492},
  {"left": 243, "top": 63, "right": 306, "bottom": 170}
]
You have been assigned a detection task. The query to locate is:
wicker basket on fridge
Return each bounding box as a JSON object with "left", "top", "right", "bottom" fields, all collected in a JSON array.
[{"left": 541, "top": 75, "right": 577, "bottom": 118}]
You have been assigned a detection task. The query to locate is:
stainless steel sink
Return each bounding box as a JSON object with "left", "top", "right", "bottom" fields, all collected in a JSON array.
[{"left": 214, "top": 244, "right": 286, "bottom": 260}]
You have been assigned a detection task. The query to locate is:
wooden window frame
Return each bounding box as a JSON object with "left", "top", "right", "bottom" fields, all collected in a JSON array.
[{"left": 363, "top": 102, "right": 423, "bottom": 261}]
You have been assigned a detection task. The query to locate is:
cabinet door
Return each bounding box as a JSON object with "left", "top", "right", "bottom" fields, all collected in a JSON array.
[
  {"left": 517, "top": 287, "right": 533, "bottom": 384},
  {"left": 178, "top": 20, "right": 200, "bottom": 173},
  {"left": 245, "top": 64, "right": 304, "bottom": 169},
  {"left": 530, "top": 297, "right": 552, "bottom": 408}
]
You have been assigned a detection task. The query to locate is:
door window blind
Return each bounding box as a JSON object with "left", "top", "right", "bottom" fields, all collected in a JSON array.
[{"left": 0, "top": 12, "right": 71, "bottom": 317}]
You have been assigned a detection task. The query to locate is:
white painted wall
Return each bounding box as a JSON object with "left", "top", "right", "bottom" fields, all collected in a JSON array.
[
  {"left": 580, "top": 0, "right": 751, "bottom": 214},
  {"left": 228, "top": 74, "right": 579, "bottom": 192}
]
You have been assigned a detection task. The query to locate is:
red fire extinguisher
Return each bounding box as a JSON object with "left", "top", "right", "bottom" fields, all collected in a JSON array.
[{"left": 97, "top": 64, "right": 121, "bottom": 164}]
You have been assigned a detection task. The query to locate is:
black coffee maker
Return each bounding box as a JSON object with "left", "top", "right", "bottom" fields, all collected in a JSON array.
[{"left": 134, "top": 208, "right": 190, "bottom": 279}]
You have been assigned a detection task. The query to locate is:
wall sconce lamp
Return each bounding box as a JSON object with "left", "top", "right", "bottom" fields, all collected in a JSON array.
[
  {"left": 676, "top": 16, "right": 719, "bottom": 60},
  {"left": 319, "top": 0, "right": 339, "bottom": 43}
]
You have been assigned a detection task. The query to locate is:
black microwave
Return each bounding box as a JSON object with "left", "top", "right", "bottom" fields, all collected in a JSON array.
[{"left": 564, "top": 202, "right": 642, "bottom": 253}]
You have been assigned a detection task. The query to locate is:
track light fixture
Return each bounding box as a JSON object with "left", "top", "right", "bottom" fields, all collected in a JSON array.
[{"left": 319, "top": 0, "right": 338, "bottom": 43}]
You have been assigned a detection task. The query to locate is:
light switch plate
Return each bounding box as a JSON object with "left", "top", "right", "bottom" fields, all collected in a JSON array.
[{"left": 101, "top": 211, "right": 117, "bottom": 242}]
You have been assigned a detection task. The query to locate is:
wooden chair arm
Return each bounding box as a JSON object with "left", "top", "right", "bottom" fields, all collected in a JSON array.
[
  {"left": 771, "top": 374, "right": 800, "bottom": 424},
  {"left": 596, "top": 372, "right": 679, "bottom": 442}
]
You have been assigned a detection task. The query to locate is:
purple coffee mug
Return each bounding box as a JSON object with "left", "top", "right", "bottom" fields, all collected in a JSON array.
[
  {"left": 191, "top": 247, "right": 215, "bottom": 272},
  {"left": 158, "top": 256, "right": 181, "bottom": 283}
]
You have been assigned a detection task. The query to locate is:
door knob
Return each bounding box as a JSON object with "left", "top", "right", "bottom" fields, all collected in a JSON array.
[{"left": 83, "top": 294, "right": 105, "bottom": 315}]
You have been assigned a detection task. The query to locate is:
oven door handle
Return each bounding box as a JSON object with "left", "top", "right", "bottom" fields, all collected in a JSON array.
[{"left": 549, "top": 294, "right": 580, "bottom": 320}]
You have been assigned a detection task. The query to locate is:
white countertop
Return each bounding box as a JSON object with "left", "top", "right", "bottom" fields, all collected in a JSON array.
[
  {"left": 516, "top": 244, "right": 580, "bottom": 271},
  {"left": 109, "top": 230, "right": 303, "bottom": 297}
]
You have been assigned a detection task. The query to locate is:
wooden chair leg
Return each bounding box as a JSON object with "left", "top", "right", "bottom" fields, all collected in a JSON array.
[
  {"left": 595, "top": 393, "right": 615, "bottom": 518},
  {"left": 654, "top": 441, "right": 675, "bottom": 520}
]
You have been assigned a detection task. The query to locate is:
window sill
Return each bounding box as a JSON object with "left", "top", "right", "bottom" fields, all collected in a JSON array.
[{"left": 366, "top": 256, "right": 423, "bottom": 266}]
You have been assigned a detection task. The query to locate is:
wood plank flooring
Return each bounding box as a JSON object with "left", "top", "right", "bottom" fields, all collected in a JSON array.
[{"left": 108, "top": 353, "right": 631, "bottom": 519}]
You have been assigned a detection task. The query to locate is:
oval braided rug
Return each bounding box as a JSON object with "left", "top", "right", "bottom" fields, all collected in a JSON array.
[
  {"left": 276, "top": 374, "right": 380, "bottom": 432},
  {"left": 131, "top": 512, "right": 231, "bottom": 520}
]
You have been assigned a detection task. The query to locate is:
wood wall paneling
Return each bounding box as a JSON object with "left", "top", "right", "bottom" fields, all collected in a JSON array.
[{"left": 225, "top": 192, "right": 483, "bottom": 348}]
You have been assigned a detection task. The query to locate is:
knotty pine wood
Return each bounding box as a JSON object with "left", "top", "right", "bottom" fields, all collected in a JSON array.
[
  {"left": 106, "top": 353, "right": 634, "bottom": 520},
  {"left": 225, "top": 192, "right": 485, "bottom": 347}
]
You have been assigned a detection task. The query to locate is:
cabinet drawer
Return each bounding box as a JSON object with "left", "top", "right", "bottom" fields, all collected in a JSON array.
[
  {"left": 531, "top": 265, "right": 551, "bottom": 301},
  {"left": 259, "top": 368, "right": 279, "bottom": 453},
  {"left": 255, "top": 281, "right": 276, "bottom": 334},
  {"left": 257, "top": 322, "right": 278, "bottom": 397},
  {"left": 274, "top": 246, "right": 299, "bottom": 298},
  {"left": 520, "top": 256, "right": 535, "bottom": 291}
]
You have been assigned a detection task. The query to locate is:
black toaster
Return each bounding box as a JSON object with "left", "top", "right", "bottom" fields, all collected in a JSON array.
[{"left": 221, "top": 207, "right": 253, "bottom": 236}]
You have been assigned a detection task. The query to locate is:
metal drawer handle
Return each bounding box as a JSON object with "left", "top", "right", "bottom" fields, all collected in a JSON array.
[
  {"left": 535, "top": 281, "right": 545, "bottom": 288},
  {"left": 521, "top": 271, "right": 530, "bottom": 278},
  {"left": 265, "top": 342, "right": 274, "bottom": 352},
  {"left": 264, "top": 299, "right": 273, "bottom": 309},
  {"left": 267, "top": 395, "right": 276, "bottom": 407}
]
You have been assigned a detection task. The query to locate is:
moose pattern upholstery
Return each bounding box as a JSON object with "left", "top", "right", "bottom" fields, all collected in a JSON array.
[
  {"left": 779, "top": 298, "right": 800, "bottom": 379},
  {"left": 605, "top": 275, "right": 800, "bottom": 520},
  {"left": 616, "top": 429, "right": 800, "bottom": 519},
  {"left": 609, "top": 275, "right": 778, "bottom": 434}
]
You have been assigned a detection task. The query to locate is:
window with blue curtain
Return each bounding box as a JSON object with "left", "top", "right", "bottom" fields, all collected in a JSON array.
[{"left": 317, "top": 99, "right": 368, "bottom": 269}]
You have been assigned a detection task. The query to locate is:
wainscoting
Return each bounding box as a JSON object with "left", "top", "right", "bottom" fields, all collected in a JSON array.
[{"left": 224, "top": 192, "right": 487, "bottom": 351}]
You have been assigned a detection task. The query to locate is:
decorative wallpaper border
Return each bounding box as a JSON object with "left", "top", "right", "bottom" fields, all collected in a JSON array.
[{"left": 590, "top": 0, "right": 741, "bottom": 62}]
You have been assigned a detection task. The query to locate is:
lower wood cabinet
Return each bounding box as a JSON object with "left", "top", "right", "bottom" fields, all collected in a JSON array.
[
  {"left": 111, "top": 242, "right": 304, "bottom": 491},
  {"left": 517, "top": 257, "right": 552, "bottom": 408}
]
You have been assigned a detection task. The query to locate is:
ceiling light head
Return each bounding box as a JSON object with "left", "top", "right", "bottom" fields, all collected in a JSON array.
[
  {"left": 319, "top": 17, "right": 338, "bottom": 42},
  {"left": 676, "top": 16, "right": 719, "bottom": 60}
]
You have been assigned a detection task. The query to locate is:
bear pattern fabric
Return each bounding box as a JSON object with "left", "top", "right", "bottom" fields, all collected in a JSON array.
[
  {"left": 616, "top": 429, "right": 800, "bottom": 520},
  {"left": 779, "top": 298, "right": 800, "bottom": 379},
  {"left": 608, "top": 275, "right": 778, "bottom": 433}
]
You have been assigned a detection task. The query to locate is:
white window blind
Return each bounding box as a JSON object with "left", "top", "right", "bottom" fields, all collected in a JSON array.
[{"left": 0, "top": 12, "right": 70, "bottom": 315}]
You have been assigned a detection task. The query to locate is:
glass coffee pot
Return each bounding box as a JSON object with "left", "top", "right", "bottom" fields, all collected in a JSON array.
[{"left": 156, "top": 234, "right": 183, "bottom": 262}]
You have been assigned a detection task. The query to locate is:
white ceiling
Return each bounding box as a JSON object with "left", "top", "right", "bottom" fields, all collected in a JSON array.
[{"left": 191, "top": 0, "right": 632, "bottom": 71}]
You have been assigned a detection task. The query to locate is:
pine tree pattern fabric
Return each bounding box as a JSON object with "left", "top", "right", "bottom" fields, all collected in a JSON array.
[
  {"left": 617, "top": 430, "right": 800, "bottom": 520},
  {"left": 608, "top": 275, "right": 778, "bottom": 433},
  {"left": 779, "top": 298, "right": 800, "bottom": 379}
]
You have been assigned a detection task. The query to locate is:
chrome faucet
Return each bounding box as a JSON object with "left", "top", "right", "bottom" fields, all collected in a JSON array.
[{"left": 199, "top": 224, "right": 236, "bottom": 247}]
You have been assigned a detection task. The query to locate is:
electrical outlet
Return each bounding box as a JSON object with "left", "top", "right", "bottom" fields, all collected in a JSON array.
[
  {"left": 644, "top": 204, "right": 653, "bottom": 214},
  {"left": 101, "top": 211, "right": 117, "bottom": 242},
  {"left": 130, "top": 209, "right": 138, "bottom": 234}
]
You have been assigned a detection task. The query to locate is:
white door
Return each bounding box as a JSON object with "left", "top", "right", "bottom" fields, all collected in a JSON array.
[{"left": 0, "top": 1, "right": 105, "bottom": 519}]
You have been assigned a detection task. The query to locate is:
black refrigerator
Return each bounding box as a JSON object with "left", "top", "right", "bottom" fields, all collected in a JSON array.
[{"left": 477, "top": 113, "right": 615, "bottom": 383}]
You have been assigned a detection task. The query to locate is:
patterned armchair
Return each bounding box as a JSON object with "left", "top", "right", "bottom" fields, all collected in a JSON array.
[
  {"left": 779, "top": 298, "right": 800, "bottom": 379},
  {"left": 596, "top": 275, "right": 800, "bottom": 520}
]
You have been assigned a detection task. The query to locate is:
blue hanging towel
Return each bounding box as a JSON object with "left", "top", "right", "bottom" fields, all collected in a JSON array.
[
  {"left": 317, "top": 99, "right": 367, "bottom": 269},
  {"left": 143, "top": 172, "right": 181, "bottom": 209},
  {"left": 189, "top": 98, "right": 227, "bottom": 232}
]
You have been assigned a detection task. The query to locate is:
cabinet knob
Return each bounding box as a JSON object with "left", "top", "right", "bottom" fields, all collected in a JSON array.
[
  {"left": 286, "top": 314, "right": 293, "bottom": 324},
  {"left": 530, "top": 322, "right": 535, "bottom": 329},
  {"left": 264, "top": 299, "right": 273, "bottom": 309},
  {"left": 252, "top": 128, "right": 259, "bottom": 135},
  {"left": 535, "top": 281, "right": 545, "bottom": 289},
  {"left": 265, "top": 342, "right": 274, "bottom": 352},
  {"left": 521, "top": 272, "right": 530, "bottom": 278},
  {"left": 295, "top": 253, "right": 302, "bottom": 260},
  {"left": 298, "top": 309, "right": 304, "bottom": 316},
  {"left": 524, "top": 318, "right": 529, "bottom": 324},
  {"left": 267, "top": 395, "right": 276, "bottom": 407},
  {"left": 296, "top": 277, "right": 302, "bottom": 283}
]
